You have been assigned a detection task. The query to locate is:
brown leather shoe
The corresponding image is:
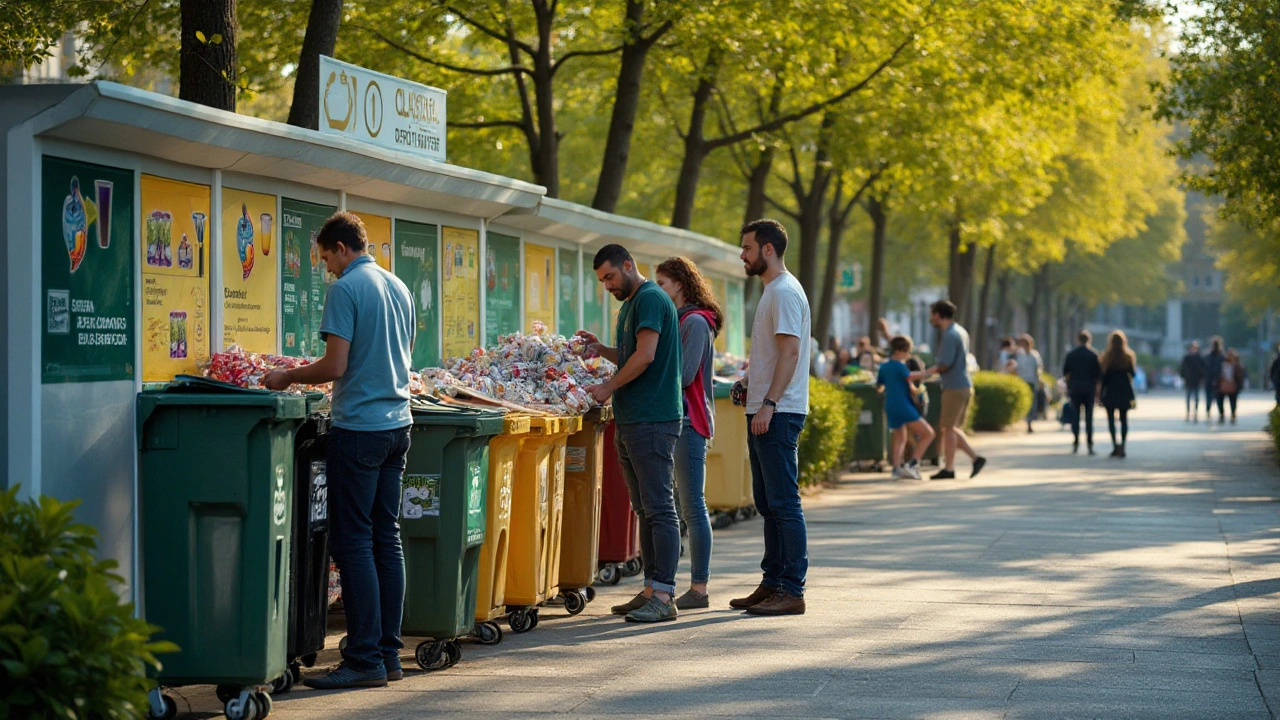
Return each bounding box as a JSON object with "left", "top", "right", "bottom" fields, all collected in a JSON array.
[
  {"left": 729, "top": 584, "right": 776, "bottom": 609},
  {"left": 744, "top": 590, "right": 806, "bottom": 616}
]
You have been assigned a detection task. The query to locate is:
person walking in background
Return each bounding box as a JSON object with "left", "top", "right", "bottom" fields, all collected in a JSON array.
[
  {"left": 1062, "top": 330, "right": 1102, "bottom": 455},
  {"left": 655, "top": 257, "right": 721, "bottom": 610},
  {"left": 1099, "top": 330, "right": 1138, "bottom": 459},
  {"left": 1216, "top": 349, "right": 1247, "bottom": 425},
  {"left": 1180, "top": 341, "right": 1207, "bottom": 422},
  {"left": 1014, "top": 334, "right": 1044, "bottom": 433},
  {"left": 1205, "top": 337, "right": 1225, "bottom": 422},
  {"left": 997, "top": 336, "right": 1017, "bottom": 373},
  {"left": 878, "top": 335, "right": 938, "bottom": 480},
  {"left": 731, "top": 219, "right": 811, "bottom": 616},
  {"left": 580, "top": 244, "right": 684, "bottom": 623},
  {"left": 927, "top": 300, "right": 987, "bottom": 480},
  {"left": 1270, "top": 343, "right": 1280, "bottom": 406}
]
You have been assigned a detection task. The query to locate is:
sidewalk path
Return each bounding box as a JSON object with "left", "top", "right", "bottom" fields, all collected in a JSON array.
[{"left": 179, "top": 392, "right": 1280, "bottom": 719}]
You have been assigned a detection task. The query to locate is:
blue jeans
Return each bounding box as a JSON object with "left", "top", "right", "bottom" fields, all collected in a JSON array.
[
  {"left": 615, "top": 421, "right": 681, "bottom": 596},
  {"left": 327, "top": 425, "right": 411, "bottom": 673},
  {"left": 1186, "top": 385, "right": 1200, "bottom": 415},
  {"left": 747, "top": 412, "right": 808, "bottom": 597},
  {"left": 674, "top": 423, "right": 712, "bottom": 585}
]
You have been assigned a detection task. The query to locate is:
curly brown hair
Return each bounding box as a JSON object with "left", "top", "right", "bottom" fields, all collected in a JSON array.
[{"left": 655, "top": 256, "right": 723, "bottom": 334}]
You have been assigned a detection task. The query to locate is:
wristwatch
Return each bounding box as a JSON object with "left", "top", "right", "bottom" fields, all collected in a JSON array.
[{"left": 763, "top": 398, "right": 778, "bottom": 409}]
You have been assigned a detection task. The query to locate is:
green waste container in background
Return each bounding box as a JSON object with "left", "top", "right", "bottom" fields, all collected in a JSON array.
[
  {"left": 846, "top": 382, "right": 887, "bottom": 470},
  {"left": 137, "top": 376, "right": 306, "bottom": 720},
  {"left": 920, "top": 380, "right": 942, "bottom": 465},
  {"left": 401, "top": 397, "right": 505, "bottom": 672}
]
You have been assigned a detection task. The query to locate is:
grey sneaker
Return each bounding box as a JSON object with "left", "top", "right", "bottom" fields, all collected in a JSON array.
[
  {"left": 675, "top": 589, "right": 709, "bottom": 610},
  {"left": 611, "top": 591, "right": 649, "bottom": 615},
  {"left": 302, "top": 662, "right": 388, "bottom": 690},
  {"left": 625, "top": 596, "right": 678, "bottom": 623}
]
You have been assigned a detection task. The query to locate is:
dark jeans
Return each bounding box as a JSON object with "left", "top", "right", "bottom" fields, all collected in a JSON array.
[
  {"left": 1069, "top": 392, "right": 1095, "bottom": 446},
  {"left": 328, "top": 425, "right": 411, "bottom": 672},
  {"left": 1217, "top": 392, "right": 1239, "bottom": 419},
  {"left": 615, "top": 421, "right": 681, "bottom": 595},
  {"left": 747, "top": 412, "right": 808, "bottom": 597},
  {"left": 1185, "top": 385, "right": 1200, "bottom": 415},
  {"left": 1106, "top": 407, "right": 1129, "bottom": 447}
]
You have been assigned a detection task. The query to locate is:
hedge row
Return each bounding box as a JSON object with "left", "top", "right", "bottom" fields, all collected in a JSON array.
[
  {"left": 971, "top": 370, "right": 1034, "bottom": 431},
  {"left": 1271, "top": 406, "right": 1280, "bottom": 464},
  {"left": 797, "top": 378, "right": 862, "bottom": 488}
]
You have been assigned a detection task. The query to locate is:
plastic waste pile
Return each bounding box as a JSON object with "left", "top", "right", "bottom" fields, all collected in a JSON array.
[{"left": 202, "top": 345, "right": 333, "bottom": 394}]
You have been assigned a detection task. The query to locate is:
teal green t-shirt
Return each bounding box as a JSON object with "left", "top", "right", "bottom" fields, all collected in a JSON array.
[{"left": 612, "top": 281, "right": 682, "bottom": 424}]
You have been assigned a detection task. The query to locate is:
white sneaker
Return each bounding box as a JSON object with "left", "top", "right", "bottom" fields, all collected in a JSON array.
[
  {"left": 890, "top": 465, "right": 906, "bottom": 479},
  {"left": 905, "top": 460, "right": 923, "bottom": 480}
]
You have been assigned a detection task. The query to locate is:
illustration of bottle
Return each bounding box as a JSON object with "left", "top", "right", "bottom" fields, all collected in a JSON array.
[
  {"left": 259, "top": 213, "right": 273, "bottom": 256},
  {"left": 62, "top": 177, "right": 88, "bottom": 273},
  {"left": 94, "top": 179, "right": 113, "bottom": 249},
  {"left": 487, "top": 248, "right": 497, "bottom": 291},
  {"left": 192, "top": 211, "right": 206, "bottom": 277},
  {"left": 236, "top": 204, "right": 255, "bottom": 280}
]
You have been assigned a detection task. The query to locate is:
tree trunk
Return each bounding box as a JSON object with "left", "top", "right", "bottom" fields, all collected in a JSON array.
[
  {"left": 1027, "top": 265, "right": 1047, "bottom": 344},
  {"left": 287, "top": 0, "right": 343, "bottom": 129},
  {"left": 792, "top": 114, "right": 835, "bottom": 309},
  {"left": 947, "top": 231, "right": 978, "bottom": 322},
  {"left": 671, "top": 50, "right": 720, "bottom": 229},
  {"left": 532, "top": 9, "right": 559, "bottom": 197},
  {"left": 866, "top": 194, "right": 888, "bottom": 345},
  {"left": 815, "top": 180, "right": 850, "bottom": 348},
  {"left": 180, "top": 0, "right": 238, "bottom": 111},
  {"left": 993, "top": 269, "right": 1011, "bottom": 362},
  {"left": 975, "top": 244, "right": 997, "bottom": 368},
  {"left": 741, "top": 147, "right": 775, "bottom": 324},
  {"left": 592, "top": 0, "right": 666, "bottom": 212}
]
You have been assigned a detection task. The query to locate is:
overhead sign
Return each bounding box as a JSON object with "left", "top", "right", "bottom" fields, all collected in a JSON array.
[
  {"left": 839, "top": 262, "right": 864, "bottom": 293},
  {"left": 318, "top": 55, "right": 447, "bottom": 163}
]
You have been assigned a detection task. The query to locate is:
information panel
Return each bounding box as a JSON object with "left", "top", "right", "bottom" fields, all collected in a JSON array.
[
  {"left": 221, "top": 188, "right": 279, "bottom": 353},
  {"left": 557, "top": 248, "right": 578, "bottom": 337},
  {"left": 582, "top": 258, "right": 606, "bottom": 340},
  {"left": 713, "top": 277, "right": 729, "bottom": 352},
  {"left": 524, "top": 242, "right": 556, "bottom": 333},
  {"left": 353, "top": 211, "right": 393, "bottom": 271},
  {"left": 280, "top": 198, "right": 338, "bottom": 358},
  {"left": 727, "top": 279, "right": 745, "bottom": 356},
  {"left": 40, "top": 156, "right": 135, "bottom": 383},
  {"left": 140, "top": 175, "right": 210, "bottom": 381},
  {"left": 442, "top": 226, "right": 479, "bottom": 359},
  {"left": 394, "top": 219, "right": 441, "bottom": 369},
  {"left": 484, "top": 231, "right": 520, "bottom": 346}
]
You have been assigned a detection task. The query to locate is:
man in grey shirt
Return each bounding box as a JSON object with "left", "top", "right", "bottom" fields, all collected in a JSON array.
[{"left": 927, "top": 300, "right": 986, "bottom": 480}]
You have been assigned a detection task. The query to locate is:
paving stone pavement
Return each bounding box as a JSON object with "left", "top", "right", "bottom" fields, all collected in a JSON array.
[{"left": 169, "top": 392, "right": 1280, "bottom": 719}]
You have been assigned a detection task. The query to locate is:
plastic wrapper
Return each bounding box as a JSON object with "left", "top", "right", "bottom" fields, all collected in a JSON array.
[
  {"left": 420, "top": 321, "right": 614, "bottom": 415},
  {"left": 202, "top": 345, "right": 332, "bottom": 395},
  {"left": 714, "top": 351, "right": 748, "bottom": 380}
]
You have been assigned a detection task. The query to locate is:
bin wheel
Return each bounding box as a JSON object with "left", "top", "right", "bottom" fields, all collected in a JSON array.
[
  {"left": 597, "top": 564, "right": 619, "bottom": 585},
  {"left": 300, "top": 652, "right": 318, "bottom": 668},
  {"left": 224, "top": 690, "right": 259, "bottom": 720},
  {"left": 415, "top": 640, "right": 451, "bottom": 671},
  {"left": 444, "top": 641, "right": 462, "bottom": 668},
  {"left": 253, "top": 692, "right": 273, "bottom": 719},
  {"left": 710, "top": 512, "right": 733, "bottom": 530},
  {"left": 563, "top": 590, "right": 587, "bottom": 615},
  {"left": 622, "top": 558, "right": 643, "bottom": 577},
  {"left": 509, "top": 608, "right": 534, "bottom": 633},
  {"left": 585, "top": 586, "right": 597, "bottom": 602},
  {"left": 529, "top": 609, "right": 540, "bottom": 629},
  {"left": 270, "top": 670, "right": 294, "bottom": 695},
  {"left": 474, "top": 621, "right": 504, "bottom": 645},
  {"left": 216, "top": 685, "right": 239, "bottom": 704},
  {"left": 289, "top": 661, "right": 302, "bottom": 684},
  {"left": 147, "top": 689, "right": 177, "bottom": 720}
]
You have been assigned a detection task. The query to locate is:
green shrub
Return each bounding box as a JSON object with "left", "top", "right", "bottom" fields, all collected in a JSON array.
[
  {"left": 971, "top": 370, "right": 1034, "bottom": 431},
  {"left": 0, "top": 486, "right": 176, "bottom": 720},
  {"left": 797, "top": 377, "right": 853, "bottom": 487},
  {"left": 1271, "top": 406, "right": 1280, "bottom": 463},
  {"left": 838, "top": 389, "right": 863, "bottom": 466}
]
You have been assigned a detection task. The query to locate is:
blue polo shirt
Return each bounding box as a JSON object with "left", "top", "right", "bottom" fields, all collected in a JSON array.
[{"left": 319, "top": 254, "right": 415, "bottom": 431}]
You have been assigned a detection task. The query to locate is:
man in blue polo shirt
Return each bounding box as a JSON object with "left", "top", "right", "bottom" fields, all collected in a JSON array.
[{"left": 265, "top": 211, "right": 415, "bottom": 689}]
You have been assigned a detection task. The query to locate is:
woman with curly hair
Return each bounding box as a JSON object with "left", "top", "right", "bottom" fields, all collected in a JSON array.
[
  {"left": 655, "top": 256, "right": 723, "bottom": 610},
  {"left": 1099, "top": 330, "right": 1138, "bottom": 458}
]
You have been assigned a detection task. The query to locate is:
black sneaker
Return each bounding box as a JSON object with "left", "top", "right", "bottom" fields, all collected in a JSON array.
[
  {"left": 931, "top": 469, "right": 956, "bottom": 480},
  {"left": 970, "top": 456, "right": 987, "bottom": 478},
  {"left": 303, "top": 662, "right": 387, "bottom": 690}
]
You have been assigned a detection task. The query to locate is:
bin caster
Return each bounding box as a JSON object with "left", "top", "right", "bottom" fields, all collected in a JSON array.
[
  {"left": 147, "top": 688, "right": 177, "bottom": 720},
  {"left": 710, "top": 511, "right": 733, "bottom": 530},
  {"left": 270, "top": 670, "right": 294, "bottom": 695},
  {"left": 597, "top": 564, "right": 620, "bottom": 585},
  {"left": 224, "top": 688, "right": 270, "bottom": 720},
  {"left": 289, "top": 661, "right": 302, "bottom": 684},
  {"left": 529, "top": 609, "right": 540, "bottom": 629},
  {"left": 473, "top": 620, "right": 504, "bottom": 645},
  {"left": 563, "top": 589, "right": 587, "bottom": 615},
  {"left": 444, "top": 641, "right": 462, "bottom": 668},
  {"left": 622, "top": 558, "right": 643, "bottom": 577},
  {"left": 415, "top": 639, "right": 451, "bottom": 671},
  {"left": 508, "top": 608, "right": 535, "bottom": 633},
  {"left": 585, "top": 586, "right": 597, "bottom": 602},
  {"left": 338, "top": 635, "right": 348, "bottom": 651}
]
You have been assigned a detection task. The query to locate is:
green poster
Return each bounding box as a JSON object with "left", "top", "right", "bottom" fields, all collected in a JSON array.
[
  {"left": 465, "top": 451, "right": 487, "bottom": 545},
  {"left": 41, "top": 156, "right": 135, "bottom": 383},
  {"left": 582, "top": 259, "right": 605, "bottom": 340},
  {"left": 394, "top": 219, "right": 440, "bottom": 369},
  {"left": 280, "top": 198, "right": 337, "bottom": 358},
  {"left": 727, "top": 280, "right": 745, "bottom": 356},
  {"left": 556, "top": 248, "right": 578, "bottom": 337},
  {"left": 484, "top": 231, "right": 521, "bottom": 346}
]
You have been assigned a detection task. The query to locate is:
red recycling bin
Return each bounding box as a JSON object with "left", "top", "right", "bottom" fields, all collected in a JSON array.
[{"left": 595, "top": 422, "right": 640, "bottom": 585}]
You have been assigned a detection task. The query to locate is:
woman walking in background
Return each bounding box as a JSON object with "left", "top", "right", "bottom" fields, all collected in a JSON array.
[
  {"left": 655, "top": 257, "right": 722, "bottom": 609},
  {"left": 1205, "top": 337, "right": 1226, "bottom": 422},
  {"left": 1099, "top": 331, "right": 1138, "bottom": 458},
  {"left": 1216, "top": 349, "right": 1247, "bottom": 425},
  {"left": 1015, "top": 334, "right": 1044, "bottom": 433}
]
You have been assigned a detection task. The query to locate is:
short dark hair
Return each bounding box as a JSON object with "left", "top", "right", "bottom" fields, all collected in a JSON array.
[
  {"left": 316, "top": 211, "right": 367, "bottom": 252},
  {"left": 889, "top": 335, "right": 913, "bottom": 354},
  {"left": 931, "top": 300, "right": 956, "bottom": 319},
  {"left": 1078, "top": 330, "right": 1092, "bottom": 344},
  {"left": 593, "top": 243, "right": 633, "bottom": 271},
  {"left": 741, "top": 218, "right": 789, "bottom": 256}
]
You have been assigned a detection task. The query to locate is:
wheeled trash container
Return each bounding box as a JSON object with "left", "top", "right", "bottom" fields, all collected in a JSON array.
[
  {"left": 705, "top": 379, "right": 753, "bottom": 527},
  {"left": 596, "top": 422, "right": 641, "bottom": 585},
  {"left": 847, "top": 382, "right": 888, "bottom": 470},
  {"left": 473, "top": 413, "right": 533, "bottom": 645},
  {"left": 554, "top": 406, "right": 611, "bottom": 614}
]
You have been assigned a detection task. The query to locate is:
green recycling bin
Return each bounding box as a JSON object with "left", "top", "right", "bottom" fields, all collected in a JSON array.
[
  {"left": 846, "top": 382, "right": 888, "bottom": 469},
  {"left": 400, "top": 398, "right": 505, "bottom": 672},
  {"left": 137, "top": 376, "right": 306, "bottom": 720}
]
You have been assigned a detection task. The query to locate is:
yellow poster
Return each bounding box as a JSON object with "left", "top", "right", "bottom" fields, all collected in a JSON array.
[
  {"left": 221, "top": 189, "right": 279, "bottom": 353},
  {"left": 524, "top": 242, "right": 556, "bottom": 333},
  {"left": 637, "top": 262, "right": 652, "bottom": 279},
  {"left": 442, "top": 226, "right": 479, "bottom": 360},
  {"left": 353, "top": 211, "right": 393, "bottom": 271},
  {"left": 713, "top": 277, "right": 728, "bottom": 352},
  {"left": 141, "top": 175, "right": 210, "bottom": 381}
]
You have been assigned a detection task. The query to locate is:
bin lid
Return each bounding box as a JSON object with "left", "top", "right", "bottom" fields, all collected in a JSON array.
[
  {"left": 410, "top": 395, "right": 506, "bottom": 436},
  {"left": 528, "top": 415, "right": 583, "bottom": 436},
  {"left": 583, "top": 405, "right": 614, "bottom": 423},
  {"left": 136, "top": 375, "right": 308, "bottom": 434}
]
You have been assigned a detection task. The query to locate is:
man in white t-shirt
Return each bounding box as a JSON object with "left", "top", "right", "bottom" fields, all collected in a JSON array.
[{"left": 729, "top": 219, "right": 811, "bottom": 616}]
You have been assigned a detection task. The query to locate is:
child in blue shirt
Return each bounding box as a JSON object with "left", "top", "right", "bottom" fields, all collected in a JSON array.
[{"left": 876, "top": 335, "right": 938, "bottom": 480}]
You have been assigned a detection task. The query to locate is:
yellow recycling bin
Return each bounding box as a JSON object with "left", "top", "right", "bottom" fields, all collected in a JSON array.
[
  {"left": 503, "top": 414, "right": 581, "bottom": 633},
  {"left": 705, "top": 389, "right": 754, "bottom": 525},
  {"left": 555, "top": 406, "right": 611, "bottom": 615},
  {"left": 471, "top": 414, "right": 532, "bottom": 646}
]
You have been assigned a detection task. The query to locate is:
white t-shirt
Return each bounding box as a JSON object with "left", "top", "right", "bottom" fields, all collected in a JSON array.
[{"left": 747, "top": 272, "right": 811, "bottom": 415}]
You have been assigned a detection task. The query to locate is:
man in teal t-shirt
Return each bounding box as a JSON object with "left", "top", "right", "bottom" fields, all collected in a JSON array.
[{"left": 579, "top": 244, "right": 683, "bottom": 623}]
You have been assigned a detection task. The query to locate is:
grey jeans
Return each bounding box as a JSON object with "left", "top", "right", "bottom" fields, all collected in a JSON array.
[{"left": 615, "top": 420, "right": 681, "bottom": 595}]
